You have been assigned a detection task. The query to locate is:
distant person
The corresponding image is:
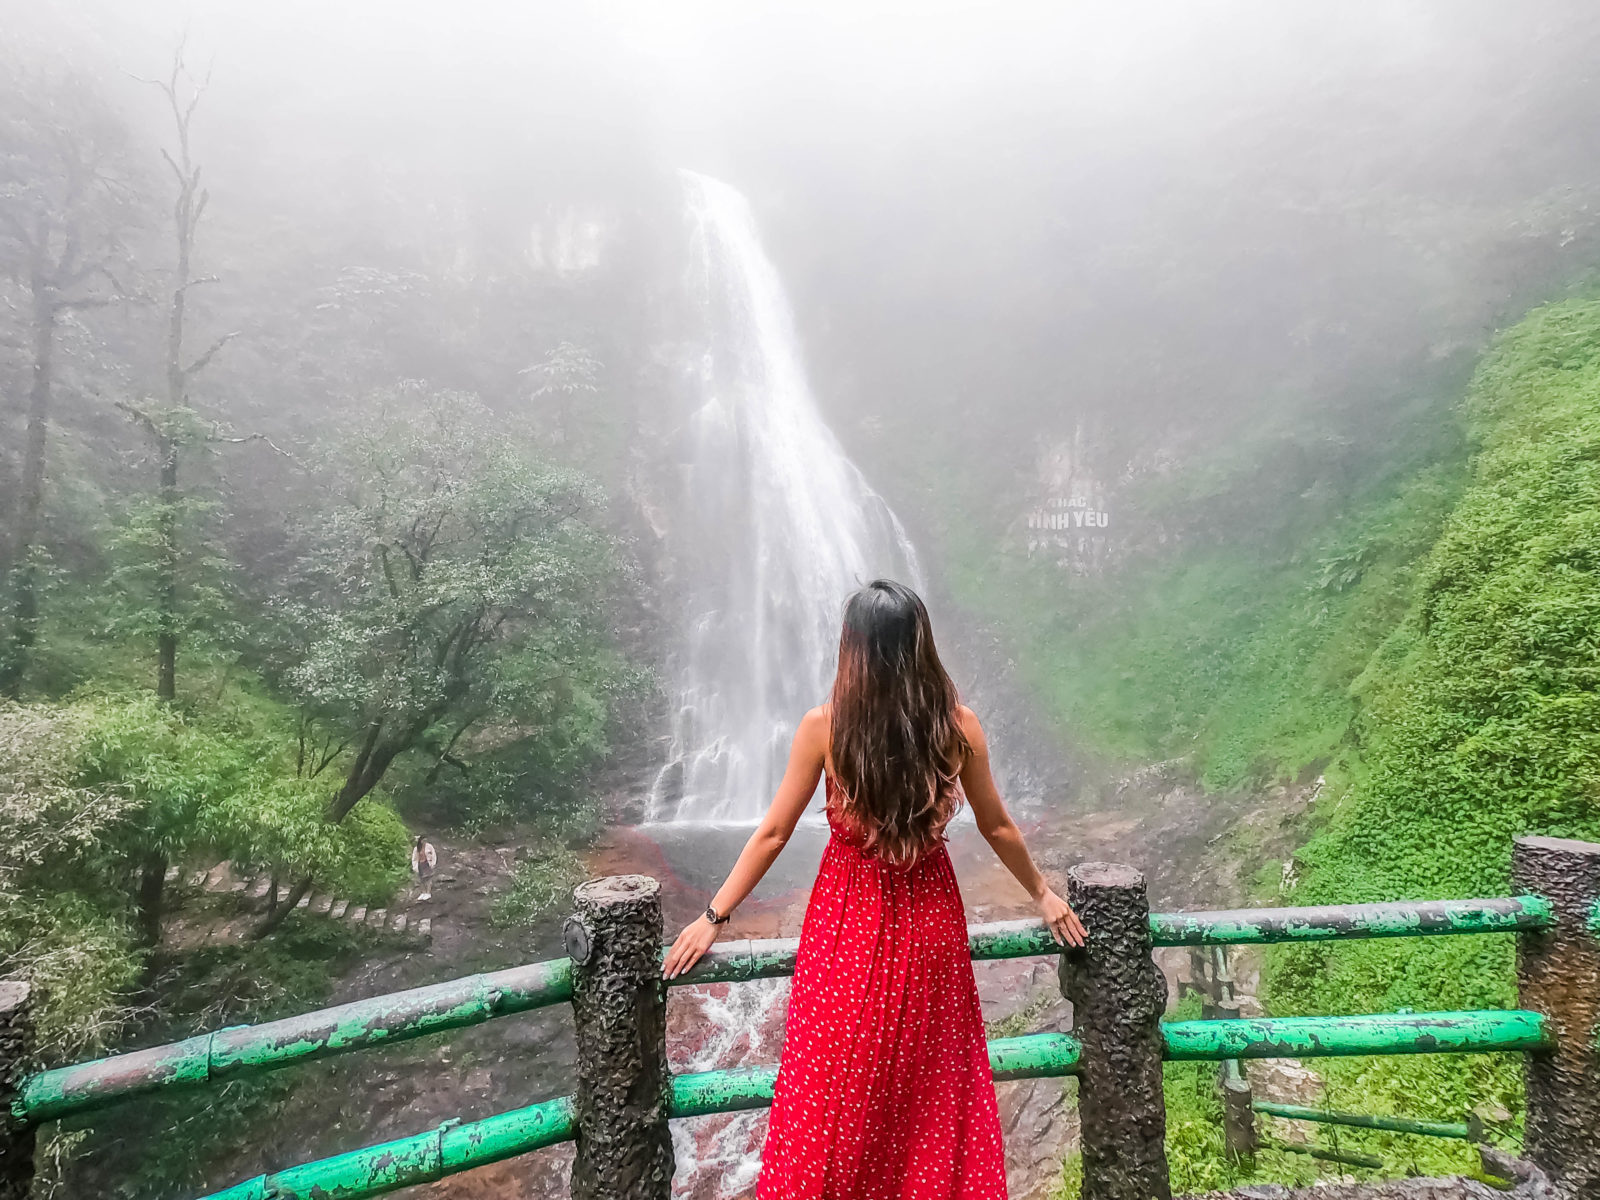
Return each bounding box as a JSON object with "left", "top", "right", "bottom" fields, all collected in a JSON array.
[
  {"left": 411, "top": 835, "right": 437, "bottom": 901},
  {"left": 665, "top": 579, "right": 1084, "bottom": 1199}
]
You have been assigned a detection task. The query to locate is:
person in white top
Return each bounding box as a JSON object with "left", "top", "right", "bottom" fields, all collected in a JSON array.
[{"left": 411, "top": 835, "right": 437, "bottom": 901}]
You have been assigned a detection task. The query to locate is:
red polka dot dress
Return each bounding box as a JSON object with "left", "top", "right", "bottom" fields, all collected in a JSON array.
[{"left": 757, "top": 777, "right": 1007, "bottom": 1200}]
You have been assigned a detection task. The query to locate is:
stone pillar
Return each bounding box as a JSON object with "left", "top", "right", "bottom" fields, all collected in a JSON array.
[
  {"left": 0, "top": 982, "right": 35, "bottom": 1200},
  {"left": 566, "top": 875, "right": 672, "bottom": 1200},
  {"left": 1512, "top": 836, "right": 1600, "bottom": 1196},
  {"left": 1060, "top": 863, "right": 1171, "bottom": 1200}
]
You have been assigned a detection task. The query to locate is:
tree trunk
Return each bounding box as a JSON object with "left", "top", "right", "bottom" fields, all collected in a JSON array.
[
  {"left": 327, "top": 723, "right": 407, "bottom": 822},
  {"left": 254, "top": 720, "right": 423, "bottom": 938},
  {"left": 252, "top": 874, "right": 313, "bottom": 939},
  {"left": 155, "top": 434, "right": 179, "bottom": 703},
  {"left": 0, "top": 293, "right": 57, "bottom": 699},
  {"left": 136, "top": 850, "right": 167, "bottom": 947}
]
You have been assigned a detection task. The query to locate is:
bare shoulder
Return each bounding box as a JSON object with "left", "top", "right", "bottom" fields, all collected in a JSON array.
[
  {"left": 956, "top": 704, "right": 987, "bottom": 749},
  {"left": 798, "top": 704, "right": 831, "bottom": 746}
]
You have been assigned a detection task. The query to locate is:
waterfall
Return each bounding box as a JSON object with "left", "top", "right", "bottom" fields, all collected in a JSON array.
[{"left": 650, "top": 172, "right": 921, "bottom": 824}]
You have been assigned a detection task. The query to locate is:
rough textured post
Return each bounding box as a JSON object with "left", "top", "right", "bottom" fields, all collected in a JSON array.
[
  {"left": 566, "top": 876, "right": 672, "bottom": 1200},
  {"left": 0, "top": 983, "right": 36, "bottom": 1200},
  {"left": 1219, "top": 1054, "right": 1257, "bottom": 1163},
  {"left": 1060, "top": 863, "right": 1171, "bottom": 1200},
  {"left": 1211, "top": 948, "right": 1256, "bottom": 1162},
  {"left": 1512, "top": 836, "right": 1600, "bottom": 1196}
]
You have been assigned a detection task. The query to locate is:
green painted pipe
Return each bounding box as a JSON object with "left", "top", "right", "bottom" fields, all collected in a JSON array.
[
  {"left": 16, "top": 959, "right": 572, "bottom": 1125},
  {"left": 987, "top": 1032, "right": 1081, "bottom": 1079},
  {"left": 968, "top": 920, "right": 1060, "bottom": 961},
  {"left": 199, "top": 1095, "right": 576, "bottom": 1200},
  {"left": 1149, "top": 895, "right": 1554, "bottom": 946},
  {"left": 671, "top": 1064, "right": 778, "bottom": 1116},
  {"left": 1162, "top": 1010, "right": 1550, "bottom": 1060},
  {"left": 676, "top": 937, "right": 802, "bottom": 985},
  {"left": 1262, "top": 1138, "right": 1384, "bottom": 1170},
  {"left": 664, "top": 1031, "right": 1083, "bottom": 1122},
  {"left": 679, "top": 896, "right": 1552, "bottom": 986},
  {"left": 677, "top": 920, "right": 1056, "bottom": 985},
  {"left": 1252, "top": 1101, "right": 1474, "bottom": 1140}
]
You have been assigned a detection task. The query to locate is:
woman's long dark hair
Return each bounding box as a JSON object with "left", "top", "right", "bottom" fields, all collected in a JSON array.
[{"left": 829, "top": 579, "right": 971, "bottom": 865}]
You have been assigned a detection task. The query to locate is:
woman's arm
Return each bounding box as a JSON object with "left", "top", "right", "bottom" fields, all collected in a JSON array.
[
  {"left": 662, "top": 706, "right": 828, "bottom": 978},
  {"left": 959, "top": 707, "right": 1086, "bottom": 947}
]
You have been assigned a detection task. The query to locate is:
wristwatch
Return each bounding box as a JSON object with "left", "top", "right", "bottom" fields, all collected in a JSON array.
[{"left": 704, "top": 904, "right": 731, "bottom": 925}]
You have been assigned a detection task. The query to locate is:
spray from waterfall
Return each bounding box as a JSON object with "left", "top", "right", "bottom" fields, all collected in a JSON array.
[{"left": 649, "top": 172, "right": 921, "bottom": 824}]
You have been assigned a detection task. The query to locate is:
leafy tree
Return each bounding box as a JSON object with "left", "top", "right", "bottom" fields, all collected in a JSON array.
[
  {"left": 259, "top": 385, "right": 622, "bottom": 928},
  {"left": 2, "top": 688, "right": 409, "bottom": 994},
  {"left": 521, "top": 340, "right": 601, "bottom": 448},
  {"left": 0, "top": 64, "right": 140, "bottom": 696}
]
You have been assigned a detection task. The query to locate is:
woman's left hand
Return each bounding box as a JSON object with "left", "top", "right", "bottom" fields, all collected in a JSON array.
[
  {"left": 663, "top": 915, "right": 722, "bottom": 979},
  {"left": 1036, "top": 887, "right": 1087, "bottom": 947}
]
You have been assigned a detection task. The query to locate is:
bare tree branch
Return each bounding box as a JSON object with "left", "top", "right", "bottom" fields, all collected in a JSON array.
[
  {"left": 211, "top": 430, "right": 298, "bottom": 462},
  {"left": 158, "top": 146, "right": 184, "bottom": 188},
  {"left": 182, "top": 329, "right": 238, "bottom": 377},
  {"left": 113, "top": 399, "right": 160, "bottom": 437}
]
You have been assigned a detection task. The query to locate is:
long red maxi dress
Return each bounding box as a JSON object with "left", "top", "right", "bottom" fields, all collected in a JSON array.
[{"left": 756, "top": 777, "right": 1007, "bottom": 1200}]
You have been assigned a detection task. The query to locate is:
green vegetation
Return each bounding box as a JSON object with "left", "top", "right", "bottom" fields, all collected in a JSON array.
[
  {"left": 1261, "top": 297, "right": 1600, "bottom": 1172},
  {"left": 490, "top": 845, "right": 588, "bottom": 929},
  {"left": 1050, "top": 1002, "right": 1321, "bottom": 1198},
  {"left": 1036, "top": 297, "right": 1600, "bottom": 1190},
  {"left": 0, "top": 57, "right": 643, "bottom": 1195},
  {"left": 929, "top": 396, "right": 1468, "bottom": 791}
]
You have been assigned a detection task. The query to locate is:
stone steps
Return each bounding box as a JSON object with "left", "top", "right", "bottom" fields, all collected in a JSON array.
[{"left": 175, "top": 861, "right": 433, "bottom": 945}]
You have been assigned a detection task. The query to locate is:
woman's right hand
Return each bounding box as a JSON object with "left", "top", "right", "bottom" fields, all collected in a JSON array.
[
  {"left": 1037, "top": 887, "right": 1087, "bottom": 947},
  {"left": 663, "top": 914, "right": 722, "bottom": 979}
]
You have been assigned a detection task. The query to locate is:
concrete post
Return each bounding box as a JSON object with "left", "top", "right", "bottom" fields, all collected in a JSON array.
[
  {"left": 0, "top": 982, "right": 36, "bottom": 1200},
  {"left": 1060, "top": 863, "right": 1172, "bottom": 1200},
  {"left": 1209, "top": 947, "right": 1256, "bottom": 1162},
  {"left": 1512, "top": 836, "right": 1600, "bottom": 1196},
  {"left": 566, "top": 875, "right": 673, "bottom": 1200},
  {"left": 1218, "top": 1053, "right": 1257, "bottom": 1164}
]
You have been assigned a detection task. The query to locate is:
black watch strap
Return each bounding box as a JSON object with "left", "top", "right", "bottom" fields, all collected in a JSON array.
[{"left": 704, "top": 904, "right": 731, "bottom": 925}]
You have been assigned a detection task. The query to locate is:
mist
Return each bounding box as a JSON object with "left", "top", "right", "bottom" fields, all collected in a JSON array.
[{"left": 5, "top": 4, "right": 1600, "bottom": 1198}]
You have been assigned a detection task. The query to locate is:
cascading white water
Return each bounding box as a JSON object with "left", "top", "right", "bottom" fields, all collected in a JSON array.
[{"left": 650, "top": 172, "right": 921, "bottom": 824}]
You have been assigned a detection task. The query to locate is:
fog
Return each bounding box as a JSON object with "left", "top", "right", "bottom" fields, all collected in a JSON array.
[
  {"left": 12, "top": 2, "right": 1597, "bottom": 470},
  {"left": 5, "top": 5, "right": 1600, "bottom": 1196}
]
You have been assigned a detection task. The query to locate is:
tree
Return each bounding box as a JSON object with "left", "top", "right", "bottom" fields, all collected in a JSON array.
[
  {"left": 101, "top": 49, "right": 239, "bottom": 937},
  {"left": 257, "top": 386, "right": 620, "bottom": 931},
  {"left": 521, "top": 340, "right": 601, "bottom": 448},
  {"left": 0, "top": 66, "right": 140, "bottom": 697},
  {"left": 119, "top": 49, "right": 237, "bottom": 706}
]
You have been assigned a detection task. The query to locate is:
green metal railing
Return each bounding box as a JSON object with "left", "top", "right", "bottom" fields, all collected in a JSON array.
[
  {"left": 12, "top": 895, "right": 1553, "bottom": 1126},
  {"left": 5, "top": 888, "right": 1571, "bottom": 1200},
  {"left": 1252, "top": 1101, "right": 1479, "bottom": 1141},
  {"left": 16, "top": 960, "right": 575, "bottom": 1124},
  {"left": 191, "top": 1012, "right": 1548, "bottom": 1200}
]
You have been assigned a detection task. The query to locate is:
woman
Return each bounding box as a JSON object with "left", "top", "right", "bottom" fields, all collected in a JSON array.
[
  {"left": 664, "top": 579, "right": 1085, "bottom": 1200},
  {"left": 411, "top": 834, "right": 436, "bottom": 902}
]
